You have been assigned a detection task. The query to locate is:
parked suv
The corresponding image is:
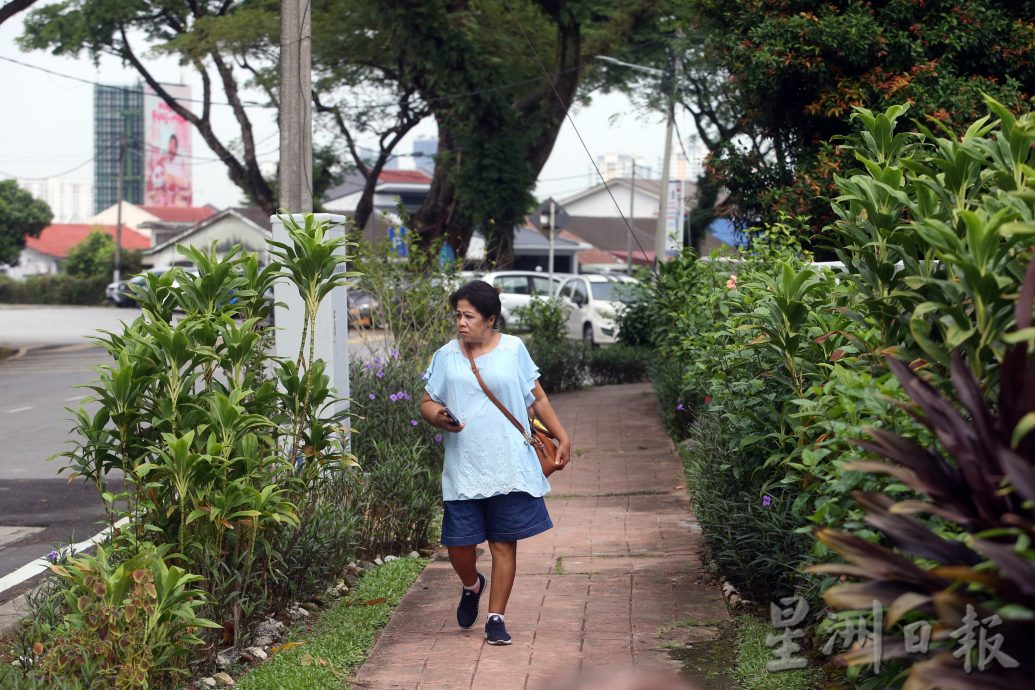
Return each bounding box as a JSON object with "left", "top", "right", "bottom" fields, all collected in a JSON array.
[
  {"left": 479, "top": 270, "right": 571, "bottom": 330},
  {"left": 557, "top": 274, "right": 638, "bottom": 345}
]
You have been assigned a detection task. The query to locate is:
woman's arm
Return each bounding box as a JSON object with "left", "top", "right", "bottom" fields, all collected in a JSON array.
[
  {"left": 530, "top": 381, "right": 571, "bottom": 469},
  {"left": 420, "top": 392, "right": 464, "bottom": 432}
]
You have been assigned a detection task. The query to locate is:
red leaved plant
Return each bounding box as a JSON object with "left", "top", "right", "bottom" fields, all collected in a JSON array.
[{"left": 810, "top": 259, "right": 1035, "bottom": 689}]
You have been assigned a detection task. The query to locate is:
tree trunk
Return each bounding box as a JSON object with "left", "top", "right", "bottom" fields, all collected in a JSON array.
[{"left": 412, "top": 118, "right": 471, "bottom": 257}]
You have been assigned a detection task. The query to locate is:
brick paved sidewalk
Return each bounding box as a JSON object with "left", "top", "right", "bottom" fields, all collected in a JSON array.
[{"left": 353, "top": 383, "right": 729, "bottom": 690}]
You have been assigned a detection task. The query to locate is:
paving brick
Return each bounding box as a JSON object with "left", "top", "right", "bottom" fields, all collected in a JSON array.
[{"left": 351, "top": 383, "right": 729, "bottom": 689}]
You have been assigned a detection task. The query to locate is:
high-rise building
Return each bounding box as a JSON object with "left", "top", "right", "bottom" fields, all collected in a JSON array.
[
  {"left": 595, "top": 153, "right": 651, "bottom": 181},
  {"left": 94, "top": 84, "right": 145, "bottom": 213},
  {"left": 413, "top": 137, "right": 438, "bottom": 176},
  {"left": 17, "top": 177, "right": 94, "bottom": 223},
  {"left": 94, "top": 82, "right": 193, "bottom": 213}
]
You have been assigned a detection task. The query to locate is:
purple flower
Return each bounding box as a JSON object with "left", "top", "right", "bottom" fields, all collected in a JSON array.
[
  {"left": 363, "top": 363, "right": 373, "bottom": 371},
  {"left": 410, "top": 419, "right": 419, "bottom": 426},
  {"left": 390, "top": 393, "right": 399, "bottom": 402},
  {"left": 397, "top": 390, "right": 410, "bottom": 401},
  {"left": 390, "top": 349, "right": 400, "bottom": 359},
  {"left": 376, "top": 370, "right": 385, "bottom": 378},
  {"left": 46, "top": 550, "right": 60, "bottom": 563},
  {"left": 676, "top": 403, "right": 685, "bottom": 411},
  {"left": 373, "top": 356, "right": 382, "bottom": 365},
  {"left": 433, "top": 433, "right": 443, "bottom": 444},
  {"left": 368, "top": 393, "right": 376, "bottom": 400},
  {"left": 761, "top": 494, "right": 773, "bottom": 508},
  {"left": 421, "top": 371, "right": 430, "bottom": 381}
]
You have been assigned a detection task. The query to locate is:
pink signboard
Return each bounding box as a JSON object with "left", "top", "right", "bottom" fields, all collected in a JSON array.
[{"left": 144, "top": 84, "right": 192, "bottom": 207}]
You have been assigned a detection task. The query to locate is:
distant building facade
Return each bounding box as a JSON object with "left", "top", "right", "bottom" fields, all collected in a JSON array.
[
  {"left": 594, "top": 153, "right": 652, "bottom": 182},
  {"left": 94, "top": 82, "right": 193, "bottom": 213},
  {"left": 94, "top": 84, "right": 145, "bottom": 213},
  {"left": 17, "top": 177, "right": 94, "bottom": 223},
  {"left": 412, "top": 137, "right": 438, "bottom": 176}
]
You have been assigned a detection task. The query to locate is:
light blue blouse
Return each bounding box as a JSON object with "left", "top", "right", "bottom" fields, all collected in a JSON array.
[{"left": 423, "top": 334, "right": 552, "bottom": 501}]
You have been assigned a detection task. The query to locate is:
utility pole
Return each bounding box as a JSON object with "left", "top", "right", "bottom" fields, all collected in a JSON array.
[
  {"left": 547, "top": 199, "right": 556, "bottom": 284},
  {"left": 279, "top": 0, "right": 313, "bottom": 212},
  {"left": 655, "top": 52, "right": 677, "bottom": 268},
  {"left": 627, "top": 163, "right": 635, "bottom": 273},
  {"left": 113, "top": 131, "right": 125, "bottom": 285}
]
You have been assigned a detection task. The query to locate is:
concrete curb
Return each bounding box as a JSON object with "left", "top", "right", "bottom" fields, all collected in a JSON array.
[{"left": 0, "top": 591, "right": 30, "bottom": 636}]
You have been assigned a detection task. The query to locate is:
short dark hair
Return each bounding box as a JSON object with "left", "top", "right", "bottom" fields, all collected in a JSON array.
[{"left": 449, "top": 280, "right": 501, "bottom": 327}]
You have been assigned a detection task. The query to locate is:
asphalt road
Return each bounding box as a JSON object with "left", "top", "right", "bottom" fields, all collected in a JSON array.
[
  {"left": 0, "top": 343, "right": 116, "bottom": 604},
  {"left": 0, "top": 305, "right": 391, "bottom": 603}
]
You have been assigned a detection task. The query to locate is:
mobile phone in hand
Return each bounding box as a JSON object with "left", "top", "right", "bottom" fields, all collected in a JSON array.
[{"left": 442, "top": 406, "right": 461, "bottom": 426}]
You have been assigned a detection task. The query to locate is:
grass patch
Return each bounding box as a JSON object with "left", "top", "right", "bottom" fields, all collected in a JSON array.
[
  {"left": 0, "top": 347, "right": 15, "bottom": 362},
  {"left": 554, "top": 556, "right": 564, "bottom": 574},
  {"left": 236, "top": 557, "right": 426, "bottom": 690},
  {"left": 733, "top": 614, "right": 821, "bottom": 690}
]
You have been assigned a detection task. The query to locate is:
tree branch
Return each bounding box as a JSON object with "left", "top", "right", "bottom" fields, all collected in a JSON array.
[{"left": 0, "top": 0, "right": 39, "bottom": 27}]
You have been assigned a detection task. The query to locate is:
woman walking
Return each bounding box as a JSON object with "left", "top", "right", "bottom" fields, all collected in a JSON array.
[{"left": 420, "top": 280, "right": 571, "bottom": 645}]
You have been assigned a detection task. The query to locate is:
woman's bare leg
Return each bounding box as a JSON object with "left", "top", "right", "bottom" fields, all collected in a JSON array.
[
  {"left": 448, "top": 545, "right": 480, "bottom": 587},
  {"left": 486, "top": 540, "right": 517, "bottom": 614}
]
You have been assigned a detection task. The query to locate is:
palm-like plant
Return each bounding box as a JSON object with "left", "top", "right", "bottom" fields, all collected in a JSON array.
[
  {"left": 811, "top": 260, "right": 1035, "bottom": 689},
  {"left": 267, "top": 214, "right": 358, "bottom": 460}
]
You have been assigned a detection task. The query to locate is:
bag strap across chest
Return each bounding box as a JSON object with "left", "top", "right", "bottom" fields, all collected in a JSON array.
[{"left": 462, "top": 339, "right": 530, "bottom": 440}]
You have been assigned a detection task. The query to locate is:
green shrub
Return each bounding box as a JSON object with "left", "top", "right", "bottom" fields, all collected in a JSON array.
[
  {"left": 681, "top": 412, "right": 810, "bottom": 603},
  {"left": 0, "top": 273, "right": 108, "bottom": 305},
  {"left": 24, "top": 542, "right": 217, "bottom": 689},
  {"left": 646, "top": 356, "right": 697, "bottom": 440},
  {"left": 349, "top": 351, "right": 442, "bottom": 467},
  {"left": 526, "top": 337, "right": 589, "bottom": 393},
  {"left": 48, "top": 217, "right": 357, "bottom": 663},
  {"left": 587, "top": 344, "right": 650, "bottom": 385},
  {"left": 514, "top": 296, "right": 589, "bottom": 392},
  {"left": 337, "top": 440, "right": 440, "bottom": 557},
  {"left": 64, "top": 230, "right": 142, "bottom": 279}
]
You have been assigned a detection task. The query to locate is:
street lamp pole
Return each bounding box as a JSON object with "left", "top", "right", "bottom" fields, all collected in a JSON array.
[
  {"left": 594, "top": 54, "right": 676, "bottom": 267},
  {"left": 627, "top": 162, "right": 635, "bottom": 273},
  {"left": 279, "top": 0, "right": 313, "bottom": 213}
]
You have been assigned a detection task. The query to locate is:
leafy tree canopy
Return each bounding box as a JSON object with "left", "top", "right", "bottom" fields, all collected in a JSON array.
[
  {"left": 0, "top": 179, "right": 52, "bottom": 266},
  {"left": 685, "top": 0, "right": 1035, "bottom": 232},
  {"left": 64, "top": 229, "right": 142, "bottom": 279}
]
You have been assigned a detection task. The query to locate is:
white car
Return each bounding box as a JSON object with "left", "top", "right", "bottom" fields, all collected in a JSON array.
[
  {"left": 557, "top": 274, "right": 638, "bottom": 345},
  {"left": 479, "top": 270, "right": 571, "bottom": 331}
]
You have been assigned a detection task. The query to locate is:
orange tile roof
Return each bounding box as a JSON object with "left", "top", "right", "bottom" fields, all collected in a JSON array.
[
  {"left": 26, "top": 224, "right": 151, "bottom": 259},
  {"left": 378, "top": 169, "right": 432, "bottom": 184},
  {"left": 138, "top": 206, "right": 217, "bottom": 223}
]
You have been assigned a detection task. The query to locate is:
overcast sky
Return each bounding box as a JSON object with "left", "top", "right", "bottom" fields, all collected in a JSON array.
[{"left": 0, "top": 8, "right": 699, "bottom": 211}]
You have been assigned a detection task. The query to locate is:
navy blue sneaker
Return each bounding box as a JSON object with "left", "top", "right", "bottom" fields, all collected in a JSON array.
[
  {"left": 456, "top": 573, "right": 485, "bottom": 629},
  {"left": 484, "top": 614, "right": 512, "bottom": 645}
]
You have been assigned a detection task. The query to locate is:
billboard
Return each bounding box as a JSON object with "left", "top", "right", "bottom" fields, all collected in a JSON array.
[{"left": 144, "top": 84, "right": 192, "bottom": 206}]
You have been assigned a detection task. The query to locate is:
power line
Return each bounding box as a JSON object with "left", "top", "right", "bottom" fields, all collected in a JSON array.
[
  {"left": 1, "top": 53, "right": 587, "bottom": 113},
  {"left": 0, "top": 55, "right": 273, "bottom": 109},
  {"left": 0, "top": 137, "right": 121, "bottom": 181}
]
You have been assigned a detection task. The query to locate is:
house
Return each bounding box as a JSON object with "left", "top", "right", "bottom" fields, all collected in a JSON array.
[
  {"left": 143, "top": 207, "right": 271, "bottom": 267},
  {"left": 322, "top": 169, "right": 432, "bottom": 241},
  {"left": 90, "top": 202, "right": 217, "bottom": 243},
  {"left": 465, "top": 226, "right": 589, "bottom": 273},
  {"left": 560, "top": 177, "right": 667, "bottom": 219},
  {"left": 5, "top": 223, "right": 150, "bottom": 279},
  {"left": 555, "top": 177, "right": 741, "bottom": 263}
]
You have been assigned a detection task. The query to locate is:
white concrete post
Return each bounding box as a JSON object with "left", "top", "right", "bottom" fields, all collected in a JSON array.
[{"left": 270, "top": 213, "right": 349, "bottom": 419}]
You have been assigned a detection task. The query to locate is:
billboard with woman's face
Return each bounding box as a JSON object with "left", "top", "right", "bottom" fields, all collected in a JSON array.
[{"left": 144, "top": 84, "right": 192, "bottom": 207}]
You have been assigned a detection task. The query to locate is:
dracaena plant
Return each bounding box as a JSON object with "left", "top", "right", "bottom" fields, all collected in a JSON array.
[
  {"left": 48, "top": 217, "right": 359, "bottom": 666},
  {"left": 811, "top": 258, "right": 1035, "bottom": 689}
]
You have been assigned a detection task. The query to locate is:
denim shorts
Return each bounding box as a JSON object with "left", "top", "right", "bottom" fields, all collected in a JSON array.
[{"left": 441, "top": 491, "right": 553, "bottom": 546}]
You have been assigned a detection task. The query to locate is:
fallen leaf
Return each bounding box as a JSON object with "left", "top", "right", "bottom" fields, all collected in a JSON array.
[
  {"left": 300, "top": 653, "right": 314, "bottom": 666},
  {"left": 364, "top": 597, "right": 386, "bottom": 606},
  {"left": 270, "top": 641, "right": 304, "bottom": 654}
]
